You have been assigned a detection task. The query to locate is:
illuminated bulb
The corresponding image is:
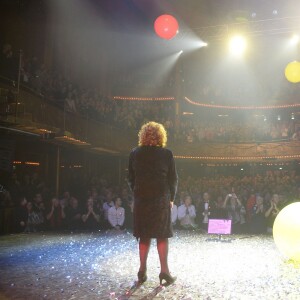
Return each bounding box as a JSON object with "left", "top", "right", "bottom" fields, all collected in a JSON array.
[
  {"left": 229, "top": 36, "right": 247, "bottom": 56},
  {"left": 290, "top": 34, "right": 300, "bottom": 45}
]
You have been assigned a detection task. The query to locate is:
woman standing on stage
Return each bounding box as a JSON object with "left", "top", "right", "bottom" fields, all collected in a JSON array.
[{"left": 128, "top": 121, "right": 178, "bottom": 285}]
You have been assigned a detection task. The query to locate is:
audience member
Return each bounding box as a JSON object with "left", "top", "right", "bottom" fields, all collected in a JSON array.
[
  {"left": 223, "top": 193, "right": 246, "bottom": 233},
  {"left": 15, "top": 197, "right": 28, "bottom": 233},
  {"left": 250, "top": 195, "right": 266, "bottom": 234},
  {"left": 82, "top": 198, "right": 100, "bottom": 230},
  {"left": 66, "top": 197, "right": 82, "bottom": 230},
  {"left": 265, "top": 194, "right": 281, "bottom": 234},
  {"left": 46, "top": 197, "right": 65, "bottom": 230},
  {"left": 108, "top": 197, "right": 125, "bottom": 230},
  {"left": 198, "top": 192, "right": 215, "bottom": 231},
  {"left": 178, "top": 195, "right": 197, "bottom": 229},
  {"left": 25, "top": 201, "right": 40, "bottom": 233}
]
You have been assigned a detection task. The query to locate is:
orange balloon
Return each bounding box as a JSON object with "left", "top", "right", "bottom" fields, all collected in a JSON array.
[{"left": 285, "top": 61, "right": 300, "bottom": 83}]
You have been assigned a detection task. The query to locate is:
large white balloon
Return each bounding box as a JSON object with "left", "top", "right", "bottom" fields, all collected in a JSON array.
[{"left": 273, "top": 202, "right": 300, "bottom": 262}]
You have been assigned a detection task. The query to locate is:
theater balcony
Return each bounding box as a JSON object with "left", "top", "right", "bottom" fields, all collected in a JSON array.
[{"left": 1, "top": 77, "right": 300, "bottom": 164}]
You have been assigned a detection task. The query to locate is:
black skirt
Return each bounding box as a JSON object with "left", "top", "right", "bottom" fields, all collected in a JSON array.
[{"left": 133, "top": 198, "right": 173, "bottom": 238}]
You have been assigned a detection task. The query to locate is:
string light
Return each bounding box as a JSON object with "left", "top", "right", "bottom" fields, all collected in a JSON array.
[
  {"left": 25, "top": 162, "right": 40, "bottom": 166},
  {"left": 113, "top": 96, "right": 175, "bottom": 101},
  {"left": 58, "top": 136, "right": 89, "bottom": 145},
  {"left": 185, "top": 97, "right": 300, "bottom": 110},
  {"left": 13, "top": 161, "right": 40, "bottom": 166},
  {"left": 174, "top": 154, "right": 300, "bottom": 160}
]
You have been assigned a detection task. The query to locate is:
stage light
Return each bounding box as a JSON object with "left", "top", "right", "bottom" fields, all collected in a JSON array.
[
  {"left": 229, "top": 36, "right": 247, "bottom": 56},
  {"left": 290, "top": 34, "right": 300, "bottom": 45},
  {"left": 201, "top": 42, "right": 208, "bottom": 47},
  {"left": 179, "top": 50, "right": 183, "bottom": 54}
]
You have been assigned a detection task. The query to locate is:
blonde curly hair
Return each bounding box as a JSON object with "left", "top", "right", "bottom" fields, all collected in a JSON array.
[{"left": 138, "top": 121, "right": 167, "bottom": 147}]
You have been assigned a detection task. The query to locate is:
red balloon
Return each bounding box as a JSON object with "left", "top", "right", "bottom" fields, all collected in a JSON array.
[{"left": 154, "top": 15, "right": 179, "bottom": 40}]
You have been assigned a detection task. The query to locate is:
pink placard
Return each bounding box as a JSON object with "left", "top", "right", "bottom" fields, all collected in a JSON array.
[{"left": 208, "top": 219, "right": 232, "bottom": 235}]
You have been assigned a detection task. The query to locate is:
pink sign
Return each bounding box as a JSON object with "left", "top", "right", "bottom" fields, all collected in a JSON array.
[{"left": 208, "top": 219, "right": 232, "bottom": 235}]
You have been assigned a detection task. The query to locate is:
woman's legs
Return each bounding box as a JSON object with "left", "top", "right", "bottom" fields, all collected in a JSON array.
[
  {"left": 139, "top": 238, "right": 151, "bottom": 272},
  {"left": 157, "top": 238, "right": 170, "bottom": 274}
]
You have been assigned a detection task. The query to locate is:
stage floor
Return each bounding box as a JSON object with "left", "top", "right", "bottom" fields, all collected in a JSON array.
[{"left": 0, "top": 231, "right": 300, "bottom": 300}]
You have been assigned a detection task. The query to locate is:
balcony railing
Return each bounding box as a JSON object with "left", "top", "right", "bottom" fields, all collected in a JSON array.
[{"left": 0, "top": 77, "right": 137, "bottom": 154}]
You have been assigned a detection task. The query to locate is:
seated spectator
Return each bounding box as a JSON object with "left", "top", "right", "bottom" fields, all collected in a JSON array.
[
  {"left": 66, "top": 196, "right": 82, "bottom": 230},
  {"left": 265, "top": 194, "right": 281, "bottom": 234},
  {"left": 178, "top": 195, "right": 197, "bottom": 229},
  {"left": 25, "top": 201, "right": 41, "bottom": 233},
  {"left": 246, "top": 193, "right": 256, "bottom": 223},
  {"left": 82, "top": 198, "right": 100, "bottom": 230},
  {"left": 108, "top": 197, "right": 125, "bottom": 230},
  {"left": 33, "top": 193, "right": 45, "bottom": 215},
  {"left": 223, "top": 193, "right": 246, "bottom": 234},
  {"left": 15, "top": 197, "right": 28, "bottom": 233},
  {"left": 198, "top": 192, "right": 215, "bottom": 231},
  {"left": 214, "top": 195, "right": 227, "bottom": 219},
  {"left": 250, "top": 195, "right": 266, "bottom": 234},
  {"left": 60, "top": 191, "right": 71, "bottom": 210},
  {"left": 46, "top": 197, "right": 65, "bottom": 230}
]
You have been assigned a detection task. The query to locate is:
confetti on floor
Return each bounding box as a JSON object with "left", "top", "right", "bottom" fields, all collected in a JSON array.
[{"left": 0, "top": 231, "right": 300, "bottom": 299}]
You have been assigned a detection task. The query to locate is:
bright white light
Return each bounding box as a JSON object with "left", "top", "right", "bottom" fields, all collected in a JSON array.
[
  {"left": 179, "top": 50, "right": 183, "bottom": 54},
  {"left": 229, "top": 36, "right": 247, "bottom": 56},
  {"left": 197, "top": 41, "right": 208, "bottom": 48},
  {"left": 290, "top": 34, "right": 300, "bottom": 45}
]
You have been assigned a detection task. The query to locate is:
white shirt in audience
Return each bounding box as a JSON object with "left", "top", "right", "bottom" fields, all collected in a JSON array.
[
  {"left": 178, "top": 204, "right": 196, "bottom": 226},
  {"left": 108, "top": 206, "right": 125, "bottom": 227}
]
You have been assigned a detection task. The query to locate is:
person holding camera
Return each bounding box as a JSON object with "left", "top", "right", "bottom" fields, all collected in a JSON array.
[{"left": 223, "top": 191, "right": 246, "bottom": 234}]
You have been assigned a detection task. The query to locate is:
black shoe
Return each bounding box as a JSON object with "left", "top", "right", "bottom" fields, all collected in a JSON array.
[
  {"left": 159, "top": 272, "right": 176, "bottom": 286},
  {"left": 137, "top": 271, "right": 147, "bottom": 283}
]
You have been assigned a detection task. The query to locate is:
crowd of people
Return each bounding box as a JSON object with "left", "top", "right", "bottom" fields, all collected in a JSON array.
[
  {"left": 177, "top": 117, "right": 300, "bottom": 143},
  {"left": 1, "top": 168, "right": 299, "bottom": 235},
  {"left": 1, "top": 43, "right": 299, "bottom": 144},
  {"left": 173, "top": 170, "right": 300, "bottom": 234}
]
